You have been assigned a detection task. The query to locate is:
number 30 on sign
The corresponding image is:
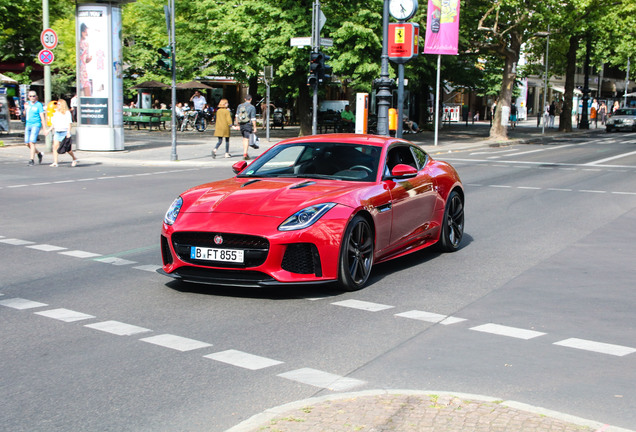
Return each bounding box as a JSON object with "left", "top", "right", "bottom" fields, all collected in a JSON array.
[{"left": 41, "top": 28, "right": 58, "bottom": 50}]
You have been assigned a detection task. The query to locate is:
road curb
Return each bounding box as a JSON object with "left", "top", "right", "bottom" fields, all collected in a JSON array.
[{"left": 224, "top": 389, "right": 634, "bottom": 432}]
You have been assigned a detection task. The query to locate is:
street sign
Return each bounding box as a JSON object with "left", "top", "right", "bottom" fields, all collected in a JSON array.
[
  {"left": 40, "top": 28, "right": 58, "bottom": 50},
  {"left": 291, "top": 37, "right": 312, "bottom": 47},
  {"left": 290, "top": 37, "right": 333, "bottom": 47},
  {"left": 38, "top": 49, "right": 55, "bottom": 65}
]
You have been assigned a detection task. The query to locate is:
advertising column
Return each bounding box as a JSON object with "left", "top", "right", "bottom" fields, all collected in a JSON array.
[{"left": 76, "top": 2, "right": 125, "bottom": 151}]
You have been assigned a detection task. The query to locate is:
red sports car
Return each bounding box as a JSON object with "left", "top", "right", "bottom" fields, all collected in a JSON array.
[{"left": 159, "top": 134, "right": 464, "bottom": 291}]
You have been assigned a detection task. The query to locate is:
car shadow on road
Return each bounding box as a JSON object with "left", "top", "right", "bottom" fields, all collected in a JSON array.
[{"left": 165, "top": 233, "right": 473, "bottom": 299}]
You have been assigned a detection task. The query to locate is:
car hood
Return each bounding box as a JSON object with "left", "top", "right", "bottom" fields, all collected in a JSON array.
[{"left": 182, "top": 177, "right": 358, "bottom": 217}]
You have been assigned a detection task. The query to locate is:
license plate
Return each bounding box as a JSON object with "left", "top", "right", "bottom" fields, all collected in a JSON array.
[{"left": 190, "top": 246, "right": 244, "bottom": 263}]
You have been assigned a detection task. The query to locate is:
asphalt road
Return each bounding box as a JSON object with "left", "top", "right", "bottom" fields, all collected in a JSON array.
[{"left": 1, "top": 132, "right": 635, "bottom": 431}]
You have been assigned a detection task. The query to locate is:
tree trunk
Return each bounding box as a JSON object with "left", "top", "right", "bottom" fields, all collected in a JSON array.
[
  {"left": 559, "top": 35, "right": 578, "bottom": 132},
  {"left": 298, "top": 82, "right": 312, "bottom": 136},
  {"left": 489, "top": 35, "right": 521, "bottom": 140}
]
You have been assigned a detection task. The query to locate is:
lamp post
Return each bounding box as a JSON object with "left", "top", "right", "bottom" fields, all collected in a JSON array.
[{"left": 375, "top": 0, "right": 393, "bottom": 136}]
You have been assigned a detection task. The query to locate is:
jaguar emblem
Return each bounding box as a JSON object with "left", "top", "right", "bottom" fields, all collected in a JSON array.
[{"left": 214, "top": 235, "right": 223, "bottom": 245}]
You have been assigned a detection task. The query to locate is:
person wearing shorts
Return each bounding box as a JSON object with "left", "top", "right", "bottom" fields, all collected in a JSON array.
[
  {"left": 234, "top": 94, "right": 257, "bottom": 160},
  {"left": 24, "top": 91, "right": 46, "bottom": 166}
]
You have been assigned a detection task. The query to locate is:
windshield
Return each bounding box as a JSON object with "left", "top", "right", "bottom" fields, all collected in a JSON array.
[{"left": 238, "top": 142, "right": 382, "bottom": 182}]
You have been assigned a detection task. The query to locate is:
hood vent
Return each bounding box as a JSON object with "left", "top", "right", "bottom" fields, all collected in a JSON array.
[{"left": 290, "top": 180, "right": 316, "bottom": 189}]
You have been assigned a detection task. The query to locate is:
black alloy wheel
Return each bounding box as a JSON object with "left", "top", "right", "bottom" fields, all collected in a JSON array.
[
  {"left": 338, "top": 214, "right": 374, "bottom": 291},
  {"left": 437, "top": 190, "right": 464, "bottom": 252}
]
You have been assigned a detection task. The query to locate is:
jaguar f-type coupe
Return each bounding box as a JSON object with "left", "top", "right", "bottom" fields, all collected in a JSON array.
[{"left": 159, "top": 134, "right": 464, "bottom": 291}]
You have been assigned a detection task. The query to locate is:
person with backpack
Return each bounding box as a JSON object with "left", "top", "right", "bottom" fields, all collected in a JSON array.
[{"left": 234, "top": 94, "right": 257, "bottom": 160}]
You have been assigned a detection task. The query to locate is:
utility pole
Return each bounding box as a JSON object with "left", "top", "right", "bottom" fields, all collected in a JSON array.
[
  {"left": 42, "top": 0, "right": 52, "bottom": 151},
  {"left": 168, "top": 0, "right": 177, "bottom": 160},
  {"left": 311, "top": 0, "right": 321, "bottom": 135}
]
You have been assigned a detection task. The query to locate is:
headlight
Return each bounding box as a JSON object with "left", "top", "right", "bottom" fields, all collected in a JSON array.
[
  {"left": 624, "top": 119, "right": 634, "bottom": 125},
  {"left": 278, "top": 203, "right": 336, "bottom": 231},
  {"left": 164, "top": 196, "right": 183, "bottom": 225}
]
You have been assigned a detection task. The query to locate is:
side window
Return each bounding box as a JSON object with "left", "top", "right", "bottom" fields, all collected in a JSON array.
[
  {"left": 411, "top": 146, "right": 428, "bottom": 169},
  {"left": 385, "top": 146, "right": 418, "bottom": 174}
]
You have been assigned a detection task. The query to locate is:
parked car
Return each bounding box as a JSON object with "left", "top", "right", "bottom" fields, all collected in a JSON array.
[
  {"left": 606, "top": 108, "right": 636, "bottom": 132},
  {"left": 159, "top": 134, "right": 464, "bottom": 291}
]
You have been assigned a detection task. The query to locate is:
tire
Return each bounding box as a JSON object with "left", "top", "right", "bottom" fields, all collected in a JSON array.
[
  {"left": 338, "top": 214, "right": 374, "bottom": 291},
  {"left": 437, "top": 190, "right": 464, "bottom": 252}
]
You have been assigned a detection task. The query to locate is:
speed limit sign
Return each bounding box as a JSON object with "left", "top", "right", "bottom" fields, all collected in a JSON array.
[{"left": 41, "top": 28, "right": 58, "bottom": 50}]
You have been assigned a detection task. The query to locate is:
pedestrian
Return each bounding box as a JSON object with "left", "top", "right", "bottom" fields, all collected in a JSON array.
[
  {"left": 548, "top": 101, "right": 556, "bottom": 128},
  {"left": 590, "top": 99, "right": 598, "bottom": 128},
  {"left": 510, "top": 102, "right": 518, "bottom": 129},
  {"left": 70, "top": 93, "right": 78, "bottom": 122},
  {"left": 234, "top": 94, "right": 257, "bottom": 160},
  {"left": 599, "top": 102, "right": 607, "bottom": 125},
  {"left": 212, "top": 98, "right": 232, "bottom": 158},
  {"left": 46, "top": 99, "right": 77, "bottom": 167},
  {"left": 612, "top": 100, "right": 620, "bottom": 114},
  {"left": 23, "top": 91, "right": 46, "bottom": 166}
]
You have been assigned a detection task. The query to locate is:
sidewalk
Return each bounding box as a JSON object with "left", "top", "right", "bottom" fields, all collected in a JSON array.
[
  {"left": 226, "top": 390, "right": 632, "bottom": 432},
  {"left": 0, "top": 118, "right": 606, "bottom": 167}
]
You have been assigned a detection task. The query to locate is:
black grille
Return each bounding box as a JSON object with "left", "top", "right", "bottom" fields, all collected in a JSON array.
[
  {"left": 171, "top": 231, "right": 269, "bottom": 268},
  {"left": 281, "top": 243, "right": 322, "bottom": 276},
  {"left": 161, "top": 235, "right": 173, "bottom": 265}
]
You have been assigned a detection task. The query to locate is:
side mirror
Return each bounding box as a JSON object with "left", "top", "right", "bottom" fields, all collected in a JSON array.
[
  {"left": 232, "top": 160, "right": 248, "bottom": 174},
  {"left": 390, "top": 163, "right": 418, "bottom": 179}
]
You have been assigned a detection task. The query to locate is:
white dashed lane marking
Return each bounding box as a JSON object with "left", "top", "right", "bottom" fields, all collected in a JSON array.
[
  {"left": 332, "top": 299, "right": 394, "bottom": 312},
  {"left": 26, "top": 244, "right": 68, "bottom": 252},
  {"left": 140, "top": 334, "right": 212, "bottom": 352},
  {"left": 85, "top": 320, "right": 152, "bottom": 336},
  {"left": 0, "top": 238, "right": 35, "bottom": 246},
  {"left": 470, "top": 323, "right": 546, "bottom": 340},
  {"left": 134, "top": 264, "right": 162, "bottom": 273},
  {"left": 94, "top": 257, "right": 138, "bottom": 266},
  {"left": 278, "top": 368, "right": 366, "bottom": 391},
  {"left": 395, "top": 310, "right": 467, "bottom": 325},
  {"left": 0, "top": 298, "right": 48, "bottom": 310},
  {"left": 204, "top": 350, "right": 284, "bottom": 370},
  {"left": 554, "top": 338, "right": 636, "bottom": 357},
  {"left": 35, "top": 308, "right": 95, "bottom": 322},
  {"left": 59, "top": 250, "right": 102, "bottom": 259}
]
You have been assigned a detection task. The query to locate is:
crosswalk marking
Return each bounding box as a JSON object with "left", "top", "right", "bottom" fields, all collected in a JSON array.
[
  {"left": 204, "top": 350, "right": 284, "bottom": 370},
  {"left": 278, "top": 368, "right": 366, "bottom": 391},
  {"left": 85, "top": 320, "right": 152, "bottom": 336},
  {"left": 35, "top": 308, "right": 95, "bottom": 322},
  {"left": 140, "top": 334, "right": 212, "bottom": 352},
  {"left": 470, "top": 323, "right": 546, "bottom": 340},
  {"left": 331, "top": 299, "right": 394, "bottom": 312},
  {"left": 134, "top": 264, "right": 161, "bottom": 272},
  {"left": 553, "top": 338, "right": 636, "bottom": 357}
]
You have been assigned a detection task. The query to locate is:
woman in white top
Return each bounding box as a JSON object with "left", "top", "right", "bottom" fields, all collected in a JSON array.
[{"left": 47, "top": 99, "right": 77, "bottom": 167}]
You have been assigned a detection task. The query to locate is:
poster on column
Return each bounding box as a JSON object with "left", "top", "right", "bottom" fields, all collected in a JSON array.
[
  {"left": 111, "top": 6, "right": 123, "bottom": 127},
  {"left": 423, "top": 0, "right": 461, "bottom": 55},
  {"left": 77, "top": 5, "right": 109, "bottom": 125}
]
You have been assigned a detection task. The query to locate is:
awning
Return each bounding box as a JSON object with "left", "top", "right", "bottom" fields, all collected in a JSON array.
[
  {"left": 551, "top": 86, "right": 583, "bottom": 95},
  {"left": 0, "top": 73, "right": 18, "bottom": 84}
]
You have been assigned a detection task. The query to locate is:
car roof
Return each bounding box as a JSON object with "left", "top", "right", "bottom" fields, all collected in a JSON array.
[{"left": 276, "top": 133, "right": 411, "bottom": 149}]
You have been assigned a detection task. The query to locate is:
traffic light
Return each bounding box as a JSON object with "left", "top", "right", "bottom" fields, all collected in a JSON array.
[
  {"left": 307, "top": 51, "right": 332, "bottom": 86},
  {"left": 157, "top": 46, "right": 172, "bottom": 71},
  {"left": 318, "top": 52, "right": 332, "bottom": 84},
  {"left": 308, "top": 52, "right": 320, "bottom": 86}
]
